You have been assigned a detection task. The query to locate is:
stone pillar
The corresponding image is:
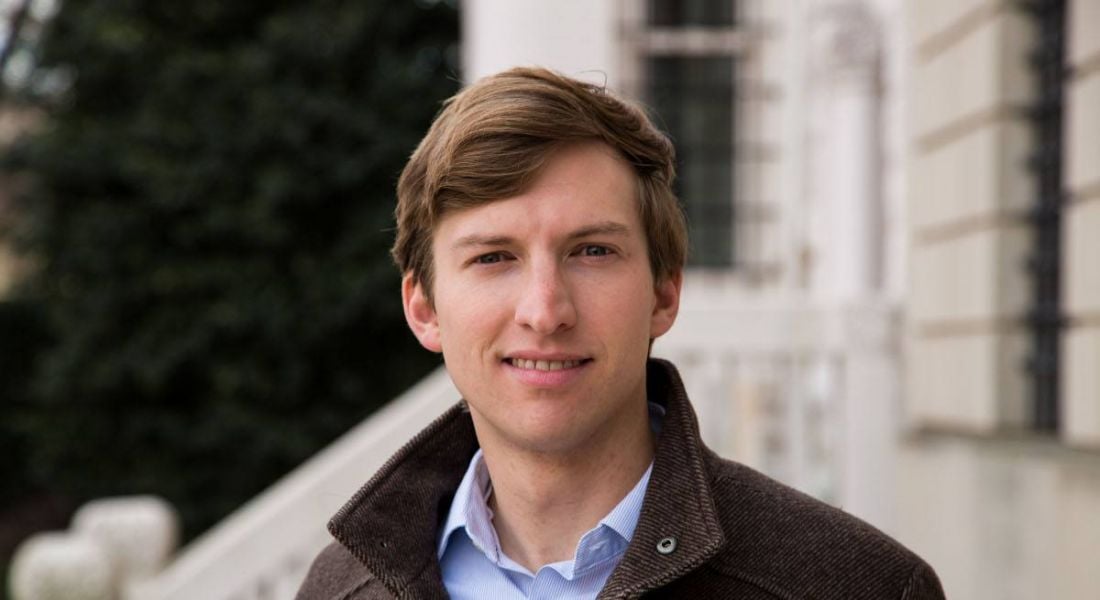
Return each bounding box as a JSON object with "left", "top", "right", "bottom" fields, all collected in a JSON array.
[
  {"left": 809, "top": 1, "right": 884, "bottom": 303},
  {"left": 72, "top": 496, "right": 179, "bottom": 584},
  {"left": 461, "top": 0, "right": 618, "bottom": 86},
  {"left": 808, "top": 0, "right": 898, "bottom": 530},
  {"left": 9, "top": 533, "right": 115, "bottom": 600}
]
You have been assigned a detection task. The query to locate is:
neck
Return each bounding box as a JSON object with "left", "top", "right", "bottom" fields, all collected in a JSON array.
[{"left": 477, "top": 403, "right": 655, "bottom": 572}]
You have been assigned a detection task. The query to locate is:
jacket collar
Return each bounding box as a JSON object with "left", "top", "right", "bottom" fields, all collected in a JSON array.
[
  {"left": 328, "top": 358, "right": 725, "bottom": 599},
  {"left": 596, "top": 359, "right": 725, "bottom": 599}
]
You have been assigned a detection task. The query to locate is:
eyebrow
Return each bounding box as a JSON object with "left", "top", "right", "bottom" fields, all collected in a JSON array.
[{"left": 450, "top": 220, "right": 632, "bottom": 251}]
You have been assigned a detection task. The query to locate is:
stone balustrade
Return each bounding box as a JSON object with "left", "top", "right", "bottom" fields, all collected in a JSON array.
[
  {"left": 8, "top": 302, "right": 900, "bottom": 600},
  {"left": 10, "top": 496, "right": 178, "bottom": 600}
]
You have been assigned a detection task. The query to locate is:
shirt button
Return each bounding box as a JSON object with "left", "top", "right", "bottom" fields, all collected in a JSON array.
[{"left": 656, "top": 536, "right": 677, "bottom": 555}]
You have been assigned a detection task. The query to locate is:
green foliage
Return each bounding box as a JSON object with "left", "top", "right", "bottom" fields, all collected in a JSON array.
[
  {"left": 2, "top": 0, "right": 456, "bottom": 538},
  {"left": 0, "top": 301, "right": 50, "bottom": 506}
]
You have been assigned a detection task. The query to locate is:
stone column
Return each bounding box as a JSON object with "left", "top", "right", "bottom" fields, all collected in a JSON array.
[
  {"left": 809, "top": 1, "right": 884, "bottom": 303},
  {"left": 808, "top": 0, "right": 898, "bottom": 531}
]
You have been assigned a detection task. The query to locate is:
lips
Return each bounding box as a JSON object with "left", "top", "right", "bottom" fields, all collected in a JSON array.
[
  {"left": 505, "top": 358, "right": 587, "bottom": 371},
  {"left": 502, "top": 355, "right": 592, "bottom": 388}
]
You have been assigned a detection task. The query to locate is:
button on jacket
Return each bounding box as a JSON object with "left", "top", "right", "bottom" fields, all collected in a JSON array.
[{"left": 296, "top": 359, "right": 945, "bottom": 600}]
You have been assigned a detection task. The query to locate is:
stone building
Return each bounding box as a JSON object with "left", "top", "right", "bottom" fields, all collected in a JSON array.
[{"left": 899, "top": 1, "right": 1100, "bottom": 598}]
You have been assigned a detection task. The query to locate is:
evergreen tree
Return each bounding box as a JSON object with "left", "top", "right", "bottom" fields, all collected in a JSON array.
[{"left": 1, "top": 0, "right": 457, "bottom": 540}]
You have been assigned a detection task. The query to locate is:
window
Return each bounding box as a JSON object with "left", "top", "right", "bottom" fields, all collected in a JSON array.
[
  {"left": 647, "top": 0, "right": 735, "bottom": 27},
  {"left": 645, "top": 56, "right": 734, "bottom": 267},
  {"left": 622, "top": 0, "right": 744, "bottom": 269}
]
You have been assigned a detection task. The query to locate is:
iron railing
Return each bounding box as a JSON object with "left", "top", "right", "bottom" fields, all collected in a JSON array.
[{"left": 1023, "top": 0, "right": 1066, "bottom": 432}]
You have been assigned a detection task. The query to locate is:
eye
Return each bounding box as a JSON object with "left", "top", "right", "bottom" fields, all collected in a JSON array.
[
  {"left": 474, "top": 252, "right": 507, "bottom": 265},
  {"left": 580, "top": 245, "right": 612, "bottom": 257}
]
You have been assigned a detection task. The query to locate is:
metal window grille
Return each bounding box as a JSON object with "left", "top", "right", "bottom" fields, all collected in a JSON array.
[{"left": 1023, "top": 0, "right": 1066, "bottom": 432}]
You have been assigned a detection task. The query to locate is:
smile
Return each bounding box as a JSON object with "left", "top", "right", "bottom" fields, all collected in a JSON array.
[
  {"left": 505, "top": 358, "right": 588, "bottom": 371},
  {"left": 502, "top": 356, "right": 592, "bottom": 388}
]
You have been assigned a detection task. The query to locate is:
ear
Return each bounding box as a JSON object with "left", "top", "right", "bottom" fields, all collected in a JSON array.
[
  {"left": 649, "top": 269, "right": 682, "bottom": 339},
  {"left": 402, "top": 274, "right": 443, "bottom": 353}
]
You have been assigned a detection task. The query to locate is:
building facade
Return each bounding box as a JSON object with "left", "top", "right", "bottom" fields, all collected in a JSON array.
[{"left": 900, "top": 1, "right": 1100, "bottom": 598}]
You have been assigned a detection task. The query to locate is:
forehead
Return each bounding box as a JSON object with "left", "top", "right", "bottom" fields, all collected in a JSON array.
[{"left": 434, "top": 142, "right": 641, "bottom": 246}]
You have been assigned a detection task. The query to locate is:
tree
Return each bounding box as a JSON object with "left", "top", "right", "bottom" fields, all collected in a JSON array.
[{"left": 1, "top": 0, "right": 457, "bottom": 541}]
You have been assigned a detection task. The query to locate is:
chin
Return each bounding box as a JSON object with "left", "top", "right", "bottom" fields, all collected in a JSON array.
[{"left": 503, "top": 419, "right": 602, "bottom": 455}]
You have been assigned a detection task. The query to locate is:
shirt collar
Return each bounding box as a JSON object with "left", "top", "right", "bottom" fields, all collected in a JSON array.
[
  {"left": 436, "top": 448, "right": 497, "bottom": 561},
  {"left": 436, "top": 402, "right": 666, "bottom": 564},
  {"left": 596, "top": 460, "right": 652, "bottom": 542}
]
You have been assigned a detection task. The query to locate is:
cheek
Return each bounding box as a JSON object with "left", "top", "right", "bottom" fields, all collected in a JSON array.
[
  {"left": 435, "top": 286, "right": 505, "bottom": 351},
  {"left": 583, "top": 279, "right": 655, "bottom": 336}
]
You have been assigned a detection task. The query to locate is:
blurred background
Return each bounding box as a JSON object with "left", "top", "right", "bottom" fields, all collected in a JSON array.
[{"left": 1, "top": 0, "right": 1098, "bottom": 599}]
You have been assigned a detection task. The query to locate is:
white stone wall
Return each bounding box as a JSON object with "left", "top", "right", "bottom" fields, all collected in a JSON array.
[
  {"left": 897, "top": 435, "right": 1100, "bottom": 600},
  {"left": 1064, "top": 0, "right": 1100, "bottom": 448},
  {"left": 905, "top": 1, "right": 1035, "bottom": 430},
  {"left": 732, "top": 0, "right": 788, "bottom": 285}
]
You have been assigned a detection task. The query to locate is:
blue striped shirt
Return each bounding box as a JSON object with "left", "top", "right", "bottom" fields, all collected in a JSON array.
[{"left": 437, "top": 404, "right": 664, "bottom": 600}]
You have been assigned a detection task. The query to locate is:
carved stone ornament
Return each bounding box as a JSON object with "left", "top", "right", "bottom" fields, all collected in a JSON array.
[{"left": 810, "top": 1, "right": 881, "bottom": 82}]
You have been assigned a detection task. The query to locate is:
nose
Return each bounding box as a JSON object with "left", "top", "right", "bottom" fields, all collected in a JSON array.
[{"left": 514, "top": 258, "right": 577, "bottom": 335}]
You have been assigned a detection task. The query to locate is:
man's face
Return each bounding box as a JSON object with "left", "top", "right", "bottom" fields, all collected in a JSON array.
[{"left": 402, "top": 141, "right": 681, "bottom": 455}]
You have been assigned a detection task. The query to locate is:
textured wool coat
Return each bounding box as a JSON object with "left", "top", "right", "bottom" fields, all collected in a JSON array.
[{"left": 296, "top": 359, "right": 945, "bottom": 600}]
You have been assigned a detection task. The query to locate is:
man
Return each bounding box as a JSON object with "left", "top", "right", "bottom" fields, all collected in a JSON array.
[{"left": 297, "top": 67, "right": 944, "bottom": 600}]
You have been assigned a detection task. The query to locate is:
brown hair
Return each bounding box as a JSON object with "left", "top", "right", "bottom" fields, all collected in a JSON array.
[{"left": 392, "top": 67, "right": 687, "bottom": 298}]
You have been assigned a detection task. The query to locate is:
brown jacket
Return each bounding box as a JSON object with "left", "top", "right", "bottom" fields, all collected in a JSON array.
[{"left": 297, "top": 359, "right": 945, "bottom": 599}]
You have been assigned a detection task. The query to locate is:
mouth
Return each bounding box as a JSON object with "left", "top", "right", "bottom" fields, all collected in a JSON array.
[{"left": 503, "top": 357, "right": 592, "bottom": 371}]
